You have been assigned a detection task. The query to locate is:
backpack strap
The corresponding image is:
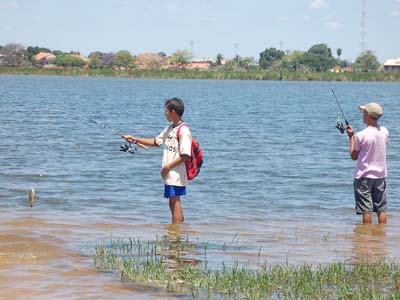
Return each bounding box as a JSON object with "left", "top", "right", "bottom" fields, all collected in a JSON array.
[{"left": 176, "top": 122, "right": 188, "bottom": 142}]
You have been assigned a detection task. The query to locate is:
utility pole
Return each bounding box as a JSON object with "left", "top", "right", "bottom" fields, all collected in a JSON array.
[
  {"left": 189, "top": 41, "right": 194, "bottom": 57},
  {"left": 234, "top": 43, "right": 238, "bottom": 69}
]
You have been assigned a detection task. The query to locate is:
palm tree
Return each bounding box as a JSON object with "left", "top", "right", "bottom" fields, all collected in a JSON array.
[
  {"left": 215, "top": 53, "right": 224, "bottom": 66},
  {"left": 336, "top": 48, "right": 342, "bottom": 59}
]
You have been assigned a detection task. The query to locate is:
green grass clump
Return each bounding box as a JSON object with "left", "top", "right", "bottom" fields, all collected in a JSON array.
[{"left": 93, "top": 236, "right": 400, "bottom": 299}]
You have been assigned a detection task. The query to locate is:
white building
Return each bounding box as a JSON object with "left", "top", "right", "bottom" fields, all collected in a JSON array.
[{"left": 383, "top": 58, "right": 400, "bottom": 71}]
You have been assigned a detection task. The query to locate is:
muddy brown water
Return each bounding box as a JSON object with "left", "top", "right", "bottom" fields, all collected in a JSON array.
[{"left": 1, "top": 211, "right": 400, "bottom": 300}]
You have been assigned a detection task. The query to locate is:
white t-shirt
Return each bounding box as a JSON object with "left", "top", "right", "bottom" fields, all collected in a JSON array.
[
  {"left": 354, "top": 126, "right": 389, "bottom": 179},
  {"left": 155, "top": 122, "right": 192, "bottom": 186}
]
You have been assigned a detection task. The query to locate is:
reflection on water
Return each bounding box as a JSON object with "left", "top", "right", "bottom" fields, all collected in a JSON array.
[
  {"left": 351, "top": 224, "right": 388, "bottom": 263},
  {"left": 161, "top": 224, "right": 202, "bottom": 270}
]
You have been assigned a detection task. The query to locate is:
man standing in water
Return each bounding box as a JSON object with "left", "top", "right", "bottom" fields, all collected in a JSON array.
[
  {"left": 122, "top": 98, "right": 192, "bottom": 224},
  {"left": 346, "top": 103, "right": 389, "bottom": 224}
]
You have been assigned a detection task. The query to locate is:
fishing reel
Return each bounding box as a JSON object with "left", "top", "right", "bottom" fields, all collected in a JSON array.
[
  {"left": 336, "top": 121, "right": 346, "bottom": 134},
  {"left": 335, "top": 116, "right": 348, "bottom": 134},
  {"left": 120, "top": 143, "right": 137, "bottom": 154}
]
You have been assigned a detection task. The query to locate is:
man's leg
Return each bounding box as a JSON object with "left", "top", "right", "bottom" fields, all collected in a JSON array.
[
  {"left": 169, "top": 196, "right": 184, "bottom": 223},
  {"left": 377, "top": 211, "right": 387, "bottom": 224},
  {"left": 362, "top": 213, "right": 372, "bottom": 224},
  {"left": 355, "top": 178, "right": 373, "bottom": 225},
  {"left": 373, "top": 179, "right": 387, "bottom": 224}
]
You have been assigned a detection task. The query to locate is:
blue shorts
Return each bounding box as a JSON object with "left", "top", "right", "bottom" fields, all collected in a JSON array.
[{"left": 164, "top": 185, "right": 186, "bottom": 198}]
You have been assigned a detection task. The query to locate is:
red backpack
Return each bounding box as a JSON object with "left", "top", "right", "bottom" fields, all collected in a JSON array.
[{"left": 177, "top": 123, "right": 203, "bottom": 180}]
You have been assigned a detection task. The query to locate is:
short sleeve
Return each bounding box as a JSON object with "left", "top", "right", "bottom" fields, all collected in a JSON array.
[
  {"left": 155, "top": 126, "right": 169, "bottom": 146},
  {"left": 178, "top": 125, "right": 192, "bottom": 157}
]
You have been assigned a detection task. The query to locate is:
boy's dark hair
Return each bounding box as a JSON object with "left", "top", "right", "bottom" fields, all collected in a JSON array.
[{"left": 165, "top": 97, "right": 185, "bottom": 116}]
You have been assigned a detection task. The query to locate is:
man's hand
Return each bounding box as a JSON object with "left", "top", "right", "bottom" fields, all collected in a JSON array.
[
  {"left": 347, "top": 125, "right": 359, "bottom": 160},
  {"left": 346, "top": 126, "right": 354, "bottom": 139}
]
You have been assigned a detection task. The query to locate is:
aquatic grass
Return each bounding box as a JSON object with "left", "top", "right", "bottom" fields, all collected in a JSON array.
[
  {"left": 3, "top": 67, "right": 400, "bottom": 82},
  {"left": 93, "top": 236, "right": 400, "bottom": 299}
]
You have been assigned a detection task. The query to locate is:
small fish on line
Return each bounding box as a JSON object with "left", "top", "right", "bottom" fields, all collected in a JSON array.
[{"left": 29, "top": 187, "right": 35, "bottom": 207}]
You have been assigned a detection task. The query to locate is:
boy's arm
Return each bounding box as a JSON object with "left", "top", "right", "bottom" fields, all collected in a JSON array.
[
  {"left": 161, "top": 155, "right": 190, "bottom": 179},
  {"left": 346, "top": 126, "right": 359, "bottom": 160},
  {"left": 121, "top": 135, "right": 155, "bottom": 148}
]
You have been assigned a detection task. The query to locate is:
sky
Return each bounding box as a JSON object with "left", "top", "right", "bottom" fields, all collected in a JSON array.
[{"left": 0, "top": 0, "right": 399, "bottom": 63}]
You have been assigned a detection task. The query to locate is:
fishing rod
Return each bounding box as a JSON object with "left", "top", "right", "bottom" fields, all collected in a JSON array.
[
  {"left": 328, "top": 82, "right": 349, "bottom": 134},
  {"left": 33, "top": 108, "right": 149, "bottom": 153},
  {"left": 86, "top": 116, "right": 150, "bottom": 153}
]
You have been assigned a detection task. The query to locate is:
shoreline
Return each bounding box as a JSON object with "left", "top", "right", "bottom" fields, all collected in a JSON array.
[
  {"left": 1, "top": 213, "right": 397, "bottom": 300},
  {"left": 1, "top": 67, "right": 400, "bottom": 82}
]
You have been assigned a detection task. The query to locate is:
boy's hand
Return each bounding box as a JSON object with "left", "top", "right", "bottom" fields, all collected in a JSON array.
[
  {"left": 346, "top": 126, "right": 354, "bottom": 138},
  {"left": 161, "top": 165, "right": 170, "bottom": 179},
  {"left": 121, "top": 134, "right": 135, "bottom": 143}
]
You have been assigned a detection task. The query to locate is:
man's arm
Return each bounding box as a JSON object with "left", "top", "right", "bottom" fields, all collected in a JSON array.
[{"left": 346, "top": 126, "right": 359, "bottom": 160}]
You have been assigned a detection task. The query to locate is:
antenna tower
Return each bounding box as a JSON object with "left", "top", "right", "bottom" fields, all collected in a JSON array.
[
  {"left": 189, "top": 41, "right": 194, "bottom": 56},
  {"left": 360, "top": 0, "right": 366, "bottom": 53}
]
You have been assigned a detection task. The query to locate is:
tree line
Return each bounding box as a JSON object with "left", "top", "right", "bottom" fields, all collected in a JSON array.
[{"left": 0, "top": 43, "right": 382, "bottom": 73}]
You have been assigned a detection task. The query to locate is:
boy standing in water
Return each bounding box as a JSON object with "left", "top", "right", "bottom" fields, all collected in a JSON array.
[
  {"left": 346, "top": 103, "right": 389, "bottom": 224},
  {"left": 122, "top": 98, "right": 192, "bottom": 224}
]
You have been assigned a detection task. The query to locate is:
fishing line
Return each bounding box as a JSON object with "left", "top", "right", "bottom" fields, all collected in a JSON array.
[
  {"left": 32, "top": 108, "right": 149, "bottom": 153},
  {"left": 328, "top": 82, "right": 349, "bottom": 134}
]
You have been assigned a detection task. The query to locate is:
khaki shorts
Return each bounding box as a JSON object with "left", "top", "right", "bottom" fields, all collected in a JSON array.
[{"left": 354, "top": 177, "right": 387, "bottom": 214}]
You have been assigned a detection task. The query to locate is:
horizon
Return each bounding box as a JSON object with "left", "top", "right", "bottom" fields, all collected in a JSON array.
[{"left": 1, "top": 0, "right": 399, "bottom": 63}]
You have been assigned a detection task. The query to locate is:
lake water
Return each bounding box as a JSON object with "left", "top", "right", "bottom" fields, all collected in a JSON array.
[{"left": 0, "top": 75, "right": 399, "bottom": 299}]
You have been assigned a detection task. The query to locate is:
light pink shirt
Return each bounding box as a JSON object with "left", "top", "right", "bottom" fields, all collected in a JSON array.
[{"left": 354, "top": 126, "right": 389, "bottom": 179}]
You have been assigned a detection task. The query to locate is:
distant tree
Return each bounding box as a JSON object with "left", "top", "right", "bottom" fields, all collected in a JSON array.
[
  {"left": 234, "top": 55, "right": 240, "bottom": 69},
  {"left": 101, "top": 52, "right": 114, "bottom": 68},
  {"left": 0, "top": 45, "right": 3, "bottom": 63},
  {"left": 137, "top": 52, "right": 166, "bottom": 70},
  {"left": 113, "top": 50, "right": 133, "bottom": 69},
  {"left": 308, "top": 43, "right": 332, "bottom": 57},
  {"left": 53, "top": 50, "right": 64, "bottom": 56},
  {"left": 215, "top": 53, "right": 224, "bottom": 66},
  {"left": 88, "top": 51, "right": 103, "bottom": 69},
  {"left": 158, "top": 52, "right": 167, "bottom": 57},
  {"left": 53, "top": 54, "right": 85, "bottom": 67},
  {"left": 340, "top": 59, "right": 351, "bottom": 68},
  {"left": 1, "top": 43, "right": 28, "bottom": 67},
  {"left": 299, "top": 43, "right": 336, "bottom": 71},
  {"left": 239, "top": 56, "right": 256, "bottom": 69},
  {"left": 259, "top": 47, "right": 285, "bottom": 69},
  {"left": 336, "top": 48, "right": 342, "bottom": 59},
  {"left": 224, "top": 56, "right": 240, "bottom": 70},
  {"left": 170, "top": 49, "right": 193, "bottom": 66},
  {"left": 353, "top": 51, "right": 380, "bottom": 72},
  {"left": 280, "top": 50, "right": 305, "bottom": 71},
  {"left": 223, "top": 56, "right": 256, "bottom": 70}
]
